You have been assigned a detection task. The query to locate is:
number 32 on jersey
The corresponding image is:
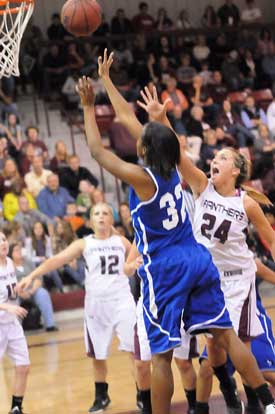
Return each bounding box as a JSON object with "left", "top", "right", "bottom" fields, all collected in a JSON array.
[{"left": 160, "top": 183, "right": 186, "bottom": 230}]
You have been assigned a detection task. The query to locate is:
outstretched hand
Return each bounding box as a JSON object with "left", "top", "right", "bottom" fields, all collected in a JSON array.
[
  {"left": 137, "top": 85, "right": 170, "bottom": 123},
  {"left": 16, "top": 276, "right": 34, "bottom": 296},
  {"left": 98, "top": 48, "right": 114, "bottom": 80},
  {"left": 75, "top": 76, "right": 95, "bottom": 107}
]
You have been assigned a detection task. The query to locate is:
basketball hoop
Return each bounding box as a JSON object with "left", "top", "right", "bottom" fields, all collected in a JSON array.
[{"left": 0, "top": 0, "right": 34, "bottom": 78}]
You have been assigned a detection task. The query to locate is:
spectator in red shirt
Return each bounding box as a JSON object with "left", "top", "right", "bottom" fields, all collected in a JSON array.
[
  {"left": 161, "top": 77, "right": 189, "bottom": 117},
  {"left": 132, "top": 2, "right": 155, "bottom": 33}
]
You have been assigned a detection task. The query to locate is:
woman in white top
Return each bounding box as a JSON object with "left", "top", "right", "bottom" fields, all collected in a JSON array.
[
  {"left": 137, "top": 86, "right": 275, "bottom": 414},
  {"left": 17, "top": 203, "right": 136, "bottom": 414},
  {"left": 0, "top": 231, "right": 29, "bottom": 414}
]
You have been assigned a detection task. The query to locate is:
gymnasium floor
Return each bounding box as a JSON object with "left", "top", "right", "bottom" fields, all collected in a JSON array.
[{"left": 1, "top": 296, "right": 275, "bottom": 414}]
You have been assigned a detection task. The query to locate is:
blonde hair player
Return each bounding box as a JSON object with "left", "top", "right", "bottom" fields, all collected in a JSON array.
[
  {"left": 17, "top": 203, "right": 137, "bottom": 413},
  {"left": 136, "top": 86, "right": 275, "bottom": 414},
  {"left": 72, "top": 49, "right": 275, "bottom": 414},
  {"left": 0, "top": 231, "right": 30, "bottom": 414}
]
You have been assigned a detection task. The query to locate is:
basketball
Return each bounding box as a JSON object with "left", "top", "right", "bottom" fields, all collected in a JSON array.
[{"left": 61, "top": 0, "right": 102, "bottom": 37}]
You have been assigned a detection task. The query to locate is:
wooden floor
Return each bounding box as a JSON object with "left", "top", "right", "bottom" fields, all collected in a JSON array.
[{"left": 2, "top": 297, "right": 275, "bottom": 414}]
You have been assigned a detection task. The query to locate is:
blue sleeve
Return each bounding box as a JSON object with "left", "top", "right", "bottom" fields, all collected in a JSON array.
[
  {"left": 36, "top": 190, "right": 48, "bottom": 215},
  {"left": 241, "top": 111, "right": 253, "bottom": 129}
]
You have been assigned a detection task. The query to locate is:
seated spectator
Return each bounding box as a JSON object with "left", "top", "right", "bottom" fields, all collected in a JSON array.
[
  {"left": 36, "top": 173, "right": 74, "bottom": 219},
  {"left": 0, "top": 137, "right": 8, "bottom": 173},
  {"left": 79, "top": 42, "right": 98, "bottom": 76},
  {"left": 14, "top": 195, "right": 51, "bottom": 237},
  {"left": 188, "top": 75, "right": 218, "bottom": 124},
  {"left": 236, "top": 28, "right": 258, "bottom": 53},
  {"left": 170, "top": 107, "right": 187, "bottom": 136},
  {"left": 25, "top": 221, "right": 63, "bottom": 291},
  {"left": 112, "top": 41, "right": 133, "bottom": 69},
  {"left": 199, "top": 129, "right": 221, "bottom": 173},
  {"left": 132, "top": 2, "right": 155, "bottom": 33},
  {"left": 76, "top": 180, "right": 94, "bottom": 216},
  {"left": 192, "top": 35, "right": 210, "bottom": 63},
  {"left": 157, "top": 55, "right": 175, "bottom": 87},
  {"left": 208, "top": 71, "right": 228, "bottom": 105},
  {"left": 64, "top": 202, "right": 84, "bottom": 232},
  {"left": 0, "top": 78, "right": 17, "bottom": 121},
  {"left": 59, "top": 154, "right": 98, "bottom": 199},
  {"left": 5, "top": 113, "right": 22, "bottom": 157},
  {"left": 201, "top": 5, "right": 220, "bottom": 28},
  {"left": 253, "top": 123, "right": 275, "bottom": 178},
  {"left": 186, "top": 105, "right": 210, "bottom": 138},
  {"left": 3, "top": 178, "right": 36, "bottom": 221},
  {"left": 241, "top": 0, "right": 262, "bottom": 24},
  {"left": 11, "top": 242, "right": 58, "bottom": 331},
  {"left": 262, "top": 51, "right": 275, "bottom": 83},
  {"left": 61, "top": 74, "right": 80, "bottom": 110},
  {"left": 258, "top": 28, "right": 275, "bottom": 57},
  {"left": 118, "top": 202, "right": 134, "bottom": 242},
  {"left": 66, "top": 42, "right": 84, "bottom": 75},
  {"left": 19, "top": 142, "right": 35, "bottom": 176},
  {"left": 155, "top": 8, "right": 173, "bottom": 31},
  {"left": 109, "top": 57, "right": 136, "bottom": 100},
  {"left": 155, "top": 35, "right": 175, "bottom": 63},
  {"left": 267, "top": 94, "right": 275, "bottom": 136},
  {"left": 49, "top": 140, "right": 69, "bottom": 172},
  {"left": 0, "top": 158, "right": 21, "bottom": 198},
  {"left": 42, "top": 44, "right": 68, "bottom": 98},
  {"left": 216, "top": 99, "right": 254, "bottom": 147},
  {"left": 199, "top": 61, "right": 213, "bottom": 85},
  {"left": 3, "top": 221, "right": 25, "bottom": 245},
  {"left": 47, "top": 13, "right": 71, "bottom": 41},
  {"left": 22, "top": 126, "right": 48, "bottom": 161},
  {"left": 136, "top": 53, "right": 159, "bottom": 88},
  {"left": 111, "top": 8, "right": 132, "bottom": 35},
  {"left": 217, "top": 0, "right": 240, "bottom": 26},
  {"left": 176, "top": 9, "right": 194, "bottom": 30},
  {"left": 132, "top": 33, "right": 148, "bottom": 68},
  {"left": 161, "top": 77, "right": 189, "bottom": 117},
  {"left": 239, "top": 48, "right": 257, "bottom": 88},
  {"left": 24, "top": 155, "right": 52, "bottom": 197},
  {"left": 241, "top": 95, "right": 268, "bottom": 132},
  {"left": 221, "top": 50, "right": 244, "bottom": 91},
  {"left": 50, "top": 219, "right": 85, "bottom": 287},
  {"left": 176, "top": 53, "right": 197, "bottom": 86}
]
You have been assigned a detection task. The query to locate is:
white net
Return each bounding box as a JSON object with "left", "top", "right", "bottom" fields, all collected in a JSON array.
[{"left": 0, "top": 0, "right": 34, "bottom": 78}]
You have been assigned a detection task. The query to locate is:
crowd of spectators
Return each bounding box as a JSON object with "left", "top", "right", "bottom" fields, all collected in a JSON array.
[{"left": 2, "top": 0, "right": 275, "bottom": 328}]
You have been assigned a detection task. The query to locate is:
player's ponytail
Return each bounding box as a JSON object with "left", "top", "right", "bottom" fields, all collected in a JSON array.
[
  {"left": 142, "top": 122, "right": 180, "bottom": 180},
  {"left": 232, "top": 150, "right": 272, "bottom": 206}
]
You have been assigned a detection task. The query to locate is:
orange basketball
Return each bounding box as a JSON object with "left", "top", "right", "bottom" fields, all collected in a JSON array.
[{"left": 61, "top": 0, "right": 102, "bottom": 37}]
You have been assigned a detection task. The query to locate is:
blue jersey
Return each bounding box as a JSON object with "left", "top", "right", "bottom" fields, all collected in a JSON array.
[
  {"left": 129, "top": 168, "right": 195, "bottom": 258},
  {"left": 129, "top": 167, "right": 231, "bottom": 354}
]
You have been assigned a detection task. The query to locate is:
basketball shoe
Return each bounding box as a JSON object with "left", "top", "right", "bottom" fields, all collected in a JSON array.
[
  {"left": 88, "top": 396, "right": 111, "bottom": 413},
  {"left": 220, "top": 377, "right": 245, "bottom": 414},
  {"left": 9, "top": 407, "right": 26, "bottom": 414}
]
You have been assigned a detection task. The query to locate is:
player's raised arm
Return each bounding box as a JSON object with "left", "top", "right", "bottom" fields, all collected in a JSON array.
[
  {"left": 76, "top": 77, "right": 156, "bottom": 199},
  {"left": 137, "top": 85, "right": 208, "bottom": 197},
  {"left": 17, "top": 239, "right": 85, "bottom": 293},
  {"left": 98, "top": 49, "right": 143, "bottom": 141}
]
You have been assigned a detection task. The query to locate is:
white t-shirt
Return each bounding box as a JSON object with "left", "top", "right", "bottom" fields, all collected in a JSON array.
[
  {"left": 82, "top": 235, "right": 131, "bottom": 301},
  {"left": 0, "top": 257, "right": 18, "bottom": 324},
  {"left": 241, "top": 7, "right": 262, "bottom": 23},
  {"left": 193, "top": 180, "right": 256, "bottom": 279}
]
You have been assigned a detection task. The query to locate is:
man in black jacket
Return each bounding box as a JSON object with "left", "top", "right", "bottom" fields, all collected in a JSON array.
[{"left": 59, "top": 154, "right": 98, "bottom": 199}]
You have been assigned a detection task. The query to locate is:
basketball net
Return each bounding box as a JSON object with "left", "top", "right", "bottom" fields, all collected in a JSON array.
[{"left": 0, "top": 0, "right": 34, "bottom": 78}]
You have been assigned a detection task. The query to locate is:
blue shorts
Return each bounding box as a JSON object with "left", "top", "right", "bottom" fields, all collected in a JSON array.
[
  {"left": 139, "top": 242, "right": 232, "bottom": 355},
  {"left": 200, "top": 306, "right": 275, "bottom": 374}
]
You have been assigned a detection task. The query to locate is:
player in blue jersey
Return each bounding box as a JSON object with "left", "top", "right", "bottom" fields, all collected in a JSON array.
[{"left": 75, "top": 49, "right": 275, "bottom": 414}]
